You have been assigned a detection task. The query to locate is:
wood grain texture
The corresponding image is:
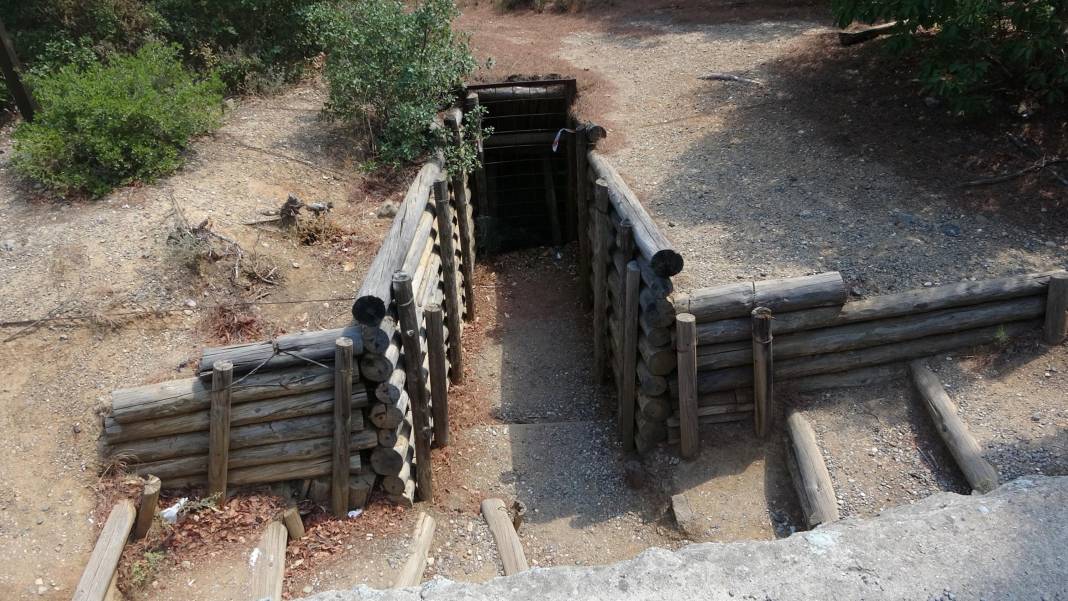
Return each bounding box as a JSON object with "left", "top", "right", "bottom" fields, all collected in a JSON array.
[
  {"left": 393, "top": 512, "right": 437, "bottom": 588},
  {"left": 620, "top": 259, "right": 641, "bottom": 450},
  {"left": 395, "top": 272, "right": 434, "bottom": 502},
  {"left": 674, "top": 272, "right": 846, "bottom": 322},
  {"left": 481, "top": 498, "right": 529, "bottom": 575},
  {"left": 426, "top": 303, "right": 450, "bottom": 447},
  {"left": 751, "top": 308, "right": 773, "bottom": 439},
  {"left": 676, "top": 313, "right": 699, "bottom": 459},
  {"left": 785, "top": 411, "right": 840, "bottom": 527},
  {"left": 434, "top": 178, "right": 465, "bottom": 385},
  {"left": 72, "top": 500, "right": 136, "bottom": 601},
  {"left": 208, "top": 361, "right": 233, "bottom": 498},
  {"left": 1043, "top": 274, "right": 1068, "bottom": 344},
  {"left": 132, "top": 475, "right": 160, "bottom": 540},
  {"left": 331, "top": 337, "right": 353, "bottom": 518},
  {"left": 249, "top": 521, "right": 287, "bottom": 601}
]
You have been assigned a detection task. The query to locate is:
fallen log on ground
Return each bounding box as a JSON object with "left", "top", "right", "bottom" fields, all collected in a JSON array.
[
  {"left": 839, "top": 22, "right": 897, "bottom": 46},
  {"left": 785, "top": 411, "right": 840, "bottom": 527},
  {"left": 250, "top": 521, "right": 287, "bottom": 601},
  {"left": 73, "top": 500, "right": 135, "bottom": 601},
  {"left": 481, "top": 498, "right": 529, "bottom": 575},
  {"left": 393, "top": 512, "right": 437, "bottom": 588}
]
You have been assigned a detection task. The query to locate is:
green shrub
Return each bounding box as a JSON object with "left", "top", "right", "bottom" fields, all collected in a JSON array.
[
  {"left": 309, "top": 0, "right": 479, "bottom": 168},
  {"left": 12, "top": 42, "right": 223, "bottom": 196},
  {"left": 832, "top": 0, "right": 1068, "bottom": 115}
]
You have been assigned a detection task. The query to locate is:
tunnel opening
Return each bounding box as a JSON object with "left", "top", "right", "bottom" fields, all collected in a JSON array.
[{"left": 467, "top": 78, "right": 578, "bottom": 254}]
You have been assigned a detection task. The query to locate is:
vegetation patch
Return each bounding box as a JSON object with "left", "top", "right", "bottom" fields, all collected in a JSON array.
[{"left": 11, "top": 43, "right": 223, "bottom": 196}]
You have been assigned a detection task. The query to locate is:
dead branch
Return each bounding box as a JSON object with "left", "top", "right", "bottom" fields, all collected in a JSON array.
[
  {"left": 962, "top": 156, "right": 1068, "bottom": 187},
  {"left": 839, "top": 22, "right": 897, "bottom": 46},
  {"left": 698, "top": 73, "right": 765, "bottom": 86}
]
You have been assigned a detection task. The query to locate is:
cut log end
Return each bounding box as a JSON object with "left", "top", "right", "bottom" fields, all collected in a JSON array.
[
  {"left": 352, "top": 296, "right": 387, "bottom": 326},
  {"left": 650, "top": 249, "right": 684, "bottom": 278}
]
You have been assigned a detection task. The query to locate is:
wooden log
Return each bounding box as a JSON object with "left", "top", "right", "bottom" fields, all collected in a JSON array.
[
  {"left": 282, "top": 506, "right": 305, "bottom": 539},
  {"left": 379, "top": 411, "right": 412, "bottom": 448},
  {"left": 639, "top": 333, "right": 675, "bottom": 376},
  {"left": 107, "top": 412, "right": 366, "bottom": 464},
  {"left": 349, "top": 472, "right": 377, "bottom": 509},
  {"left": 696, "top": 388, "right": 753, "bottom": 408},
  {"left": 72, "top": 500, "right": 135, "bottom": 601},
  {"left": 332, "top": 338, "right": 354, "bottom": 518},
  {"left": 393, "top": 512, "right": 437, "bottom": 588},
  {"left": 785, "top": 411, "right": 839, "bottom": 527},
  {"left": 104, "top": 387, "right": 369, "bottom": 444},
  {"left": 751, "top": 308, "right": 773, "bottom": 439},
  {"left": 667, "top": 403, "right": 755, "bottom": 426},
  {"left": 389, "top": 478, "right": 416, "bottom": 508},
  {"left": 481, "top": 498, "right": 529, "bottom": 575},
  {"left": 354, "top": 162, "right": 440, "bottom": 326},
  {"left": 382, "top": 447, "right": 414, "bottom": 495},
  {"left": 667, "top": 411, "right": 754, "bottom": 441},
  {"left": 445, "top": 112, "right": 477, "bottom": 321},
  {"left": 691, "top": 320, "right": 1040, "bottom": 394},
  {"left": 676, "top": 313, "right": 699, "bottom": 459},
  {"left": 674, "top": 272, "right": 847, "bottom": 322},
  {"left": 635, "top": 410, "right": 668, "bottom": 442},
  {"left": 434, "top": 179, "right": 465, "bottom": 385},
  {"left": 162, "top": 451, "right": 363, "bottom": 490},
  {"left": 401, "top": 208, "right": 437, "bottom": 279},
  {"left": 620, "top": 258, "right": 641, "bottom": 450},
  {"left": 638, "top": 392, "right": 672, "bottom": 421},
  {"left": 910, "top": 361, "right": 999, "bottom": 493},
  {"left": 641, "top": 318, "right": 672, "bottom": 348},
  {"left": 250, "top": 521, "right": 287, "bottom": 601},
  {"left": 376, "top": 365, "right": 407, "bottom": 404},
  {"left": 112, "top": 363, "right": 364, "bottom": 425},
  {"left": 637, "top": 360, "right": 668, "bottom": 397},
  {"left": 640, "top": 287, "right": 676, "bottom": 328},
  {"left": 360, "top": 338, "right": 400, "bottom": 383},
  {"left": 785, "top": 363, "right": 907, "bottom": 392},
  {"left": 208, "top": 361, "right": 233, "bottom": 499},
  {"left": 198, "top": 325, "right": 366, "bottom": 379},
  {"left": 575, "top": 124, "right": 592, "bottom": 307},
  {"left": 541, "top": 157, "right": 564, "bottom": 247},
  {"left": 839, "top": 22, "right": 897, "bottom": 46},
  {"left": 475, "top": 82, "right": 570, "bottom": 101},
  {"left": 127, "top": 431, "right": 377, "bottom": 482},
  {"left": 1043, "top": 274, "right": 1068, "bottom": 344},
  {"left": 697, "top": 297, "right": 1046, "bottom": 369},
  {"left": 696, "top": 271, "right": 1064, "bottom": 343},
  {"left": 592, "top": 179, "right": 610, "bottom": 384},
  {"left": 587, "top": 151, "right": 683, "bottom": 277},
  {"left": 132, "top": 475, "right": 160, "bottom": 540},
  {"left": 426, "top": 303, "right": 450, "bottom": 446},
  {"left": 369, "top": 390, "right": 410, "bottom": 430},
  {"left": 395, "top": 272, "right": 434, "bottom": 502}
]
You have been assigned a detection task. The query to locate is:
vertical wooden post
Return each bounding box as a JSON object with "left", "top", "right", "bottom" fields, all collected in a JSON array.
[
  {"left": 591, "top": 179, "right": 610, "bottom": 384},
  {"left": 541, "top": 157, "right": 563, "bottom": 248},
  {"left": 132, "top": 475, "right": 161, "bottom": 540},
  {"left": 0, "top": 18, "right": 37, "bottom": 122},
  {"left": 331, "top": 337, "right": 353, "bottom": 518},
  {"left": 394, "top": 272, "right": 434, "bottom": 502},
  {"left": 444, "top": 110, "right": 477, "bottom": 320},
  {"left": 621, "top": 259, "right": 641, "bottom": 451},
  {"left": 434, "top": 178, "right": 465, "bottom": 384},
  {"left": 208, "top": 360, "right": 233, "bottom": 500},
  {"left": 249, "top": 521, "right": 287, "bottom": 601},
  {"left": 676, "top": 313, "right": 699, "bottom": 458},
  {"left": 426, "top": 302, "right": 450, "bottom": 447},
  {"left": 282, "top": 506, "right": 305, "bottom": 540},
  {"left": 464, "top": 92, "right": 495, "bottom": 254},
  {"left": 575, "top": 126, "right": 591, "bottom": 308},
  {"left": 751, "top": 307, "right": 774, "bottom": 438},
  {"left": 1043, "top": 274, "right": 1068, "bottom": 344}
]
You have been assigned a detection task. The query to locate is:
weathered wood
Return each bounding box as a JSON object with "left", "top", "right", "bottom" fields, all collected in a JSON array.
[
  {"left": 674, "top": 272, "right": 847, "bottom": 322},
  {"left": 72, "top": 500, "right": 135, "bottom": 601},
  {"left": 250, "top": 521, "right": 287, "bottom": 601},
  {"left": 165, "top": 452, "right": 363, "bottom": 490},
  {"left": 671, "top": 493, "right": 699, "bottom": 537},
  {"left": 676, "top": 313, "right": 699, "bottom": 459},
  {"left": 434, "top": 179, "right": 465, "bottom": 385},
  {"left": 379, "top": 413, "right": 412, "bottom": 449},
  {"left": 104, "top": 387, "right": 369, "bottom": 444},
  {"left": 592, "top": 179, "right": 610, "bottom": 384},
  {"left": 698, "top": 296, "right": 1046, "bottom": 369},
  {"left": 445, "top": 112, "right": 478, "bottom": 321},
  {"left": 127, "top": 431, "right": 376, "bottom": 482},
  {"left": 540, "top": 157, "right": 564, "bottom": 247},
  {"left": 638, "top": 392, "right": 672, "bottom": 420},
  {"left": 426, "top": 303, "right": 450, "bottom": 447},
  {"left": 108, "top": 412, "right": 366, "bottom": 464},
  {"left": 475, "top": 83, "right": 570, "bottom": 101},
  {"left": 1043, "top": 274, "right": 1068, "bottom": 344},
  {"left": 389, "top": 478, "right": 416, "bottom": 508},
  {"left": 198, "top": 325, "right": 366, "bottom": 379},
  {"left": 786, "top": 363, "right": 907, "bottom": 393},
  {"left": 481, "top": 498, "right": 529, "bottom": 575},
  {"left": 393, "top": 512, "right": 437, "bottom": 588},
  {"left": 839, "top": 21, "right": 897, "bottom": 46},
  {"left": 785, "top": 411, "right": 839, "bottom": 527},
  {"left": 376, "top": 365, "right": 407, "bottom": 404},
  {"left": 691, "top": 320, "right": 1040, "bottom": 394},
  {"left": 332, "top": 337, "right": 354, "bottom": 518},
  {"left": 354, "top": 162, "right": 440, "bottom": 325},
  {"left": 587, "top": 152, "right": 683, "bottom": 277},
  {"left": 369, "top": 389, "right": 410, "bottom": 430},
  {"left": 112, "top": 363, "right": 365, "bottom": 425},
  {"left": 394, "top": 272, "right": 433, "bottom": 502},
  {"left": 667, "top": 403, "right": 755, "bottom": 426},
  {"left": 620, "top": 259, "right": 641, "bottom": 450},
  {"left": 575, "top": 125, "right": 592, "bottom": 307},
  {"left": 132, "top": 475, "right": 161, "bottom": 540},
  {"left": 910, "top": 361, "right": 999, "bottom": 493},
  {"left": 667, "top": 411, "right": 754, "bottom": 441},
  {"left": 208, "top": 361, "right": 233, "bottom": 499},
  {"left": 360, "top": 338, "right": 401, "bottom": 383},
  {"left": 639, "top": 333, "right": 675, "bottom": 375},
  {"left": 382, "top": 447, "right": 414, "bottom": 495},
  {"left": 637, "top": 360, "right": 669, "bottom": 396},
  {"left": 282, "top": 506, "right": 305, "bottom": 539},
  {"left": 751, "top": 308, "right": 773, "bottom": 439},
  {"left": 349, "top": 472, "right": 377, "bottom": 509}
]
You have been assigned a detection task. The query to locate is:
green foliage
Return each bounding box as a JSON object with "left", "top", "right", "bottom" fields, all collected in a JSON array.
[
  {"left": 832, "top": 0, "right": 1068, "bottom": 115},
  {"left": 129, "top": 550, "right": 166, "bottom": 588},
  {"left": 12, "top": 43, "right": 223, "bottom": 196},
  {"left": 309, "top": 0, "right": 480, "bottom": 169}
]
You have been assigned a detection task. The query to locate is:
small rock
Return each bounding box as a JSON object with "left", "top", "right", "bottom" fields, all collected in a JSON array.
[
  {"left": 35, "top": 579, "right": 43, "bottom": 586},
  {"left": 1, "top": 239, "right": 15, "bottom": 251},
  {"left": 292, "top": 262, "right": 300, "bottom": 269},
  {"left": 850, "top": 286, "right": 864, "bottom": 297},
  {"left": 376, "top": 201, "right": 398, "bottom": 219},
  {"left": 1032, "top": 413, "right": 1042, "bottom": 422},
  {"left": 923, "top": 96, "right": 940, "bottom": 108},
  {"left": 302, "top": 586, "right": 314, "bottom": 594},
  {"left": 183, "top": 309, "right": 194, "bottom": 316},
  {"left": 939, "top": 223, "right": 962, "bottom": 237},
  {"left": 184, "top": 299, "right": 197, "bottom": 308}
]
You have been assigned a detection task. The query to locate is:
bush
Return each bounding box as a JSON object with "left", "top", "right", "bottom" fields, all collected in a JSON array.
[
  {"left": 832, "top": 0, "right": 1068, "bottom": 115},
  {"left": 309, "top": 0, "right": 478, "bottom": 168},
  {"left": 12, "top": 42, "right": 224, "bottom": 196}
]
